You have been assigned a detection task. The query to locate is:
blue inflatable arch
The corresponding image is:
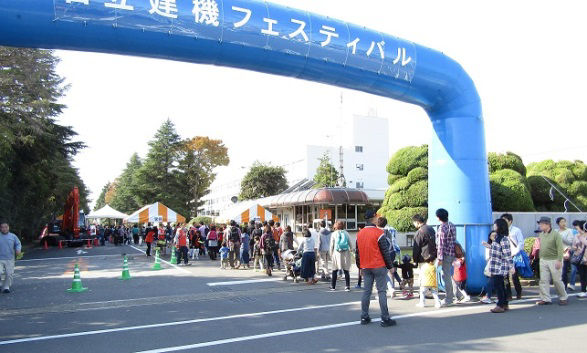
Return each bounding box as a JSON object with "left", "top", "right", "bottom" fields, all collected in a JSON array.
[{"left": 0, "top": 0, "right": 491, "bottom": 291}]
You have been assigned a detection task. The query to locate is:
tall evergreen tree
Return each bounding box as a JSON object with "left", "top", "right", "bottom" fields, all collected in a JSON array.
[
  {"left": 313, "top": 152, "right": 339, "bottom": 188},
  {"left": 135, "top": 119, "right": 183, "bottom": 213},
  {"left": 110, "top": 153, "right": 143, "bottom": 213},
  {"left": 0, "top": 47, "right": 88, "bottom": 240}
]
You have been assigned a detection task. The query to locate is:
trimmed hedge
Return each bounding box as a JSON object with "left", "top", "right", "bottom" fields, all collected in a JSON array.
[
  {"left": 389, "top": 176, "right": 410, "bottom": 193},
  {"left": 384, "top": 207, "right": 428, "bottom": 232},
  {"left": 387, "top": 174, "right": 403, "bottom": 186},
  {"left": 527, "top": 159, "right": 587, "bottom": 211},
  {"left": 488, "top": 152, "right": 526, "bottom": 176},
  {"left": 386, "top": 145, "right": 428, "bottom": 176},
  {"left": 407, "top": 167, "right": 427, "bottom": 184},
  {"left": 489, "top": 169, "right": 534, "bottom": 211}
]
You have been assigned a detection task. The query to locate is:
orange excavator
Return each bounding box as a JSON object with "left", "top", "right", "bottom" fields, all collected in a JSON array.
[{"left": 40, "top": 187, "right": 88, "bottom": 247}]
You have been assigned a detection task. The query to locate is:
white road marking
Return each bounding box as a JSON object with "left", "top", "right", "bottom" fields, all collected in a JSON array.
[
  {"left": 130, "top": 245, "right": 190, "bottom": 274},
  {"left": 17, "top": 254, "right": 133, "bottom": 262},
  {"left": 133, "top": 293, "right": 583, "bottom": 353},
  {"left": 207, "top": 278, "right": 283, "bottom": 286},
  {"left": 0, "top": 301, "right": 359, "bottom": 346}
]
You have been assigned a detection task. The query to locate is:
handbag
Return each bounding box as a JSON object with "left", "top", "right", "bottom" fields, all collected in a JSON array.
[
  {"left": 571, "top": 246, "right": 586, "bottom": 266},
  {"left": 512, "top": 250, "right": 534, "bottom": 278},
  {"left": 484, "top": 261, "right": 491, "bottom": 277}
]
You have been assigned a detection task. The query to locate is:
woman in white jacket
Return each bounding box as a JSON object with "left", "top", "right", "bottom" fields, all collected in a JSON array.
[{"left": 329, "top": 220, "right": 352, "bottom": 291}]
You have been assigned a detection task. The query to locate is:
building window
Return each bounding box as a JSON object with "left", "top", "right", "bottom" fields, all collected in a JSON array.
[
  {"left": 355, "top": 146, "right": 363, "bottom": 153},
  {"left": 356, "top": 163, "right": 364, "bottom": 171},
  {"left": 356, "top": 181, "right": 364, "bottom": 189}
]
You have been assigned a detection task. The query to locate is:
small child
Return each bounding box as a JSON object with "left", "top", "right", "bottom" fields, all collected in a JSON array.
[
  {"left": 219, "top": 242, "right": 230, "bottom": 269},
  {"left": 417, "top": 260, "right": 441, "bottom": 308},
  {"left": 452, "top": 243, "right": 471, "bottom": 303},
  {"left": 253, "top": 236, "right": 263, "bottom": 271},
  {"left": 398, "top": 255, "right": 417, "bottom": 298}
]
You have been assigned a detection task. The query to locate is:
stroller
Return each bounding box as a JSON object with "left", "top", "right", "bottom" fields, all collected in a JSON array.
[{"left": 281, "top": 250, "right": 302, "bottom": 283}]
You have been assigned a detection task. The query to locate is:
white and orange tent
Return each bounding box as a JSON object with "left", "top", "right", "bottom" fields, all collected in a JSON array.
[
  {"left": 125, "top": 202, "right": 186, "bottom": 225},
  {"left": 219, "top": 202, "right": 278, "bottom": 224}
]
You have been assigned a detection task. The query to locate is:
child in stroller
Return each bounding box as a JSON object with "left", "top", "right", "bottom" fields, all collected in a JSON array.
[{"left": 282, "top": 249, "right": 302, "bottom": 283}]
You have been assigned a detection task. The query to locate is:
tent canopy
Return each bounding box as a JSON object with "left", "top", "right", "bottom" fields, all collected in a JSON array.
[
  {"left": 218, "top": 202, "right": 278, "bottom": 224},
  {"left": 125, "top": 202, "right": 186, "bottom": 224},
  {"left": 86, "top": 204, "right": 129, "bottom": 219}
]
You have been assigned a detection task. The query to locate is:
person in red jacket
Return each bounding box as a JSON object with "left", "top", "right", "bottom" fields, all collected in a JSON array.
[
  {"left": 452, "top": 244, "right": 471, "bottom": 302},
  {"left": 355, "top": 210, "right": 396, "bottom": 328},
  {"left": 145, "top": 227, "right": 155, "bottom": 257}
]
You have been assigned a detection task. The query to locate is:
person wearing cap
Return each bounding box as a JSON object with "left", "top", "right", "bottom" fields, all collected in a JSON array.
[
  {"left": 355, "top": 210, "right": 396, "bottom": 327},
  {"left": 536, "top": 216, "right": 568, "bottom": 305}
]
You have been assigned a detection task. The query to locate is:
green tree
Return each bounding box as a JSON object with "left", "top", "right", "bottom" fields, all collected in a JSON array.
[
  {"left": 177, "top": 136, "right": 229, "bottom": 218},
  {"left": 110, "top": 153, "right": 143, "bottom": 213},
  {"left": 378, "top": 145, "right": 428, "bottom": 232},
  {"left": 0, "top": 47, "right": 88, "bottom": 240},
  {"left": 240, "top": 162, "right": 288, "bottom": 200},
  {"left": 135, "top": 119, "right": 183, "bottom": 213},
  {"left": 313, "top": 152, "right": 339, "bottom": 188},
  {"left": 94, "top": 182, "right": 111, "bottom": 210}
]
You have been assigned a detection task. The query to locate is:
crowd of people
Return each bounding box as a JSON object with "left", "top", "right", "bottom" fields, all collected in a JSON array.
[{"left": 1, "top": 210, "right": 586, "bottom": 326}]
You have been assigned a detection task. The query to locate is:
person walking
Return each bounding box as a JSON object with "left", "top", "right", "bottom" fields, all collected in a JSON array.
[
  {"left": 0, "top": 221, "right": 22, "bottom": 293},
  {"left": 317, "top": 220, "right": 332, "bottom": 280},
  {"left": 145, "top": 226, "right": 155, "bottom": 256},
  {"left": 240, "top": 225, "right": 251, "bottom": 269},
  {"left": 435, "top": 208, "right": 457, "bottom": 307},
  {"left": 228, "top": 220, "right": 241, "bottom": 269},
  {"left": 355, "top": 210, "right": 396, "bottom": 327},
  {"left": 480, "top": 231, "right": 497, "bottom": 304},
  {"left": 571, "top": 221, "right": 587, "bottom": 298},
  {"left": 501, "top": 213, "right": 524, "bottom": 300},
  {"left": 559, "top": 217, "right": 578, "bottom": 291},
  {"left": 269, "top": 220, "right": 282, "bottom": 271},
  {"left": 206, "top": 225, "right": 219, "bottom": 260},
  {"left": 536, "top": 216, "right": 568, "bottom": 306},
  {"left": 132, "top": 225, "right": 140, "bottom": 245},
  {"left": 329, "top": 220, "right": 352, "bottom": 291},
  {"left": 298, "top": 228, "right": 318, "bottom": 284},
  {"left": 486, "top": 219, "right": 515, "bottom": 313},
  {"left": 175, "top": 226, "right": 190, "bottom": 266},
  {"left": 261, "top": 225, "right": 277, "bottom": 276}
]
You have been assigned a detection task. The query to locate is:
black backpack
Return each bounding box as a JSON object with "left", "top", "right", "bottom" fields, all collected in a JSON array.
[
  {"left": 264, "top": 234, "right": 276, "bottom": 252},
  {"left": 230, "top": 226, "right": 240, "bottom": 243}
]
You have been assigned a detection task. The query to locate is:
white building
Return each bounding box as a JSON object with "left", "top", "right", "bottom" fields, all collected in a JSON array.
[
  {"left": 199, "top": 111, "right": 389, "bottom": 217},
  {"left": 303, "top": 112, "right": 389, "bottom": 197}
]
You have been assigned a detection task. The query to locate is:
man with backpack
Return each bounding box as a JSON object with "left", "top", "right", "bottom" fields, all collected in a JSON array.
[{"left": 228, "top": 220, "right": 241, "bottom": 269}]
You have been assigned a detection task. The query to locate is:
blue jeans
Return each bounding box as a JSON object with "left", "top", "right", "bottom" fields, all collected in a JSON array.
[
  {"left": 562, "top": 256, "right": 577, "bottom": 288},
  {"left": 361, "top": 267, "right": 390, "bottom": 320},
  {"left": 484, "top": 276, "right": 494, "bottom": 298}
]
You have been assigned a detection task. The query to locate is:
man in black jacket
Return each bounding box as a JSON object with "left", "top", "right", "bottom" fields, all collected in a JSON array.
[{"left": 412, "top": 214, "right": 436, "bottom": 264}]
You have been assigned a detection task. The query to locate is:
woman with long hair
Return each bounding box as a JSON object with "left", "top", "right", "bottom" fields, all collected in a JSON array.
[{"left": 488, "top": 218, "right": 515, "bottom": 313}]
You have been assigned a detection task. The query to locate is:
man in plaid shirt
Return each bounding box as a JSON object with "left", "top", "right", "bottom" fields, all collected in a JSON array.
[{"left": 436, "top": 208, "right": 456, "bottom": 306}]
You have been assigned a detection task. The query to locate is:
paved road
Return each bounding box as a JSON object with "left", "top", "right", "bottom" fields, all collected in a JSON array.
[{"left": 1, "top": 243, "right": 586, "bottom": 352}]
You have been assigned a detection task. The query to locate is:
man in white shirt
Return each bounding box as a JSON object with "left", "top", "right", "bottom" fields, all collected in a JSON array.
[
  {"left": 558, "top": 217, "right": 577, "bottom": 291},
  {"left": 501, "top": 213, "right": 524, "bottom": 299},
  {"left": 309, "top": 223, "right": 320, "bottom": 278}
]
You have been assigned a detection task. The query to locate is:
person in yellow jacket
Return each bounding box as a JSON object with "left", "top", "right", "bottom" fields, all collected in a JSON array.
[{"left": 417, "top": 260, "right": 441, "bottom": 309}]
